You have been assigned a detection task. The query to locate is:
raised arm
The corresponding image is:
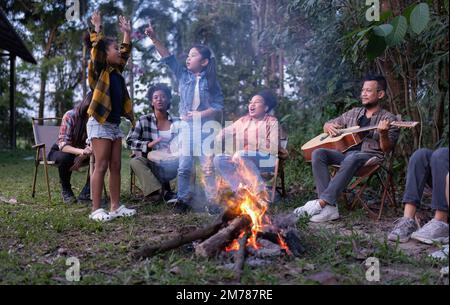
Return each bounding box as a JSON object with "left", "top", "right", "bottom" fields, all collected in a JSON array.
[
  {"left": 144, "top": 20, "right": 170, "bottom": 58},
  {"left": 88, "top": 11, "right": 106, "bottom": 88}
]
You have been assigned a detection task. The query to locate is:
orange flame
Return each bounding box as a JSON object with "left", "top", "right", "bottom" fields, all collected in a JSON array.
[
  {"left": 277, "top": 233, "right": 292, "bottom": 255},
  {"left": 225, "top": 231, "right": 245, "bottom": 252},
  {"left": 218, "top": 152, "right": 290, "bottom": 253}
]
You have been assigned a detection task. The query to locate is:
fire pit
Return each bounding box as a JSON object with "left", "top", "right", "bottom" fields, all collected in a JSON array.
[{"left": 134, "top": 160, "right": 305, "bottom": 282}]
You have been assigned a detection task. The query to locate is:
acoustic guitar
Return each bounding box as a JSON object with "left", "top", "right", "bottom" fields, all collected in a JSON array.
[{"left": 301, "top": 121, "right": 419, "bottom": 161}]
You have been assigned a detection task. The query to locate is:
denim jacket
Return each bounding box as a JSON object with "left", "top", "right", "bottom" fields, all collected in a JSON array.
[{"left": 161, "top": 54, "right": 224, "bottom": 118}]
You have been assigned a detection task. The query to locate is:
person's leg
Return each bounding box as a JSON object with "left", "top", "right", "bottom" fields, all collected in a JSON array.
[
  {"left": 199, "top": 155, "right": 217, "bottom": 202},
  {"left": 402, "top": 148, "right": 433, "bottom": 218},
  {"left": 319, "top": 151, "right": 372, "bottom": 206},
  {"left": 48, "top": 149, "right": 75, "bottom": 190},
  {"left": 177, "top": 155, "right": 193, "bottom": 202},
  {"left": 130, "top": 157, "right": 162, "bottom": 197},
  {"left": 410, "top": 148, "right": 449, "bottom": 244},
  {"left": 389, "top": 149, "right": 435, "bottom": 242},
  {"left": 48, "top": 148, "right": 76, "bottom": 202},
  {"left": 234, "top": 151, "right": 272, "bottom": 194},
  {"left": 311, "top": 148, "right": 346, "bottom": 198},
  {"left": 91, "top": 138, "right": 112, "bottom": 211},
  {"left": 214, "top": 154, "right": 240, "bottom": 192},
  {"left": 430, "top": 148, "right": 449, "bottom": 222},
  {"left": 108, "top": 138, "right": 122, "bottom": 211}
]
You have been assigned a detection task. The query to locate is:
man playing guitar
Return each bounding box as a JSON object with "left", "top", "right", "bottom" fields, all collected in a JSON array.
[{"left": 294, "top": 74, "right": 400, "bottom": 222}]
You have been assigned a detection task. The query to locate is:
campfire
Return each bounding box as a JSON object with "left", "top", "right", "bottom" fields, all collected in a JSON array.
[{"left": 134, "top": 157, "right": 304, "bottom": 281}]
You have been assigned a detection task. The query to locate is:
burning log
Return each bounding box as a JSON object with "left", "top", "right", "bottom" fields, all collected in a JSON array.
[
  {"left": 195, "top": 215, "right": 252, "bottom": 258},
  {"left": 233, "top": 232, "right": 250, "bottom": 282},
  {"left": 133, "top": 209, "right": 240, "bottom": 259},
  {"left": 284, "top": 229, "right": 306, "bottom": 257}
]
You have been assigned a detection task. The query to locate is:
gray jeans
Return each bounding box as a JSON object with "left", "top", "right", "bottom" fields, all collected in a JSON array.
[
  {"left": 311, "top": 148, "right": 374, "bottom": 206},
  {"left": 402, "top": 148, "right": 449, "bottom": 211}
]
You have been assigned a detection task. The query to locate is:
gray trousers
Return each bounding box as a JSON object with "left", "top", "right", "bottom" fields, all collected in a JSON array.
[
  {"left": 402, "top": 148, "right": 449, "bottom": 211},
  {"left": 130, "top": 156, "right": 178, "bottom": 197},
  {"left": 311, "top": 148, "right": 374, "bottom": 206}
]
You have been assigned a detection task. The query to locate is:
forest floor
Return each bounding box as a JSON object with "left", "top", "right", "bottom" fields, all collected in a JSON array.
[{"left": 0, "top": 149, "right": 447, "bottom": 285}]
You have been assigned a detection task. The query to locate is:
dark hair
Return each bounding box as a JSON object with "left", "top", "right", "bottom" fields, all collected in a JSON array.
[
  {"left": 191, "top": 44, "right": 219, "bottom": 96},
  {"left": 256, "top": 89, "right": 277, "bottom": 113},
  {"left": 147, "top": 83, "right": 172, "bottom": 110},
  {"left": 363, "top": 74, "right": 387, "bottom": 91},
  {"left": 69, "top": 91, "right": 92, "bottom": 148}
]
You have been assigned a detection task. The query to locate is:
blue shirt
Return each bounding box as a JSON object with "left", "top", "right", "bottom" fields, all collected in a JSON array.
[{"left": 161, "top": 54, "right": 224, "bottom": 118}]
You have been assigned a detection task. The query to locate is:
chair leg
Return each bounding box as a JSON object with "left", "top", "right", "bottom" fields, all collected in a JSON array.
[
  {"left": 42, "top": 149, "right": 52, "bottom": 202},
  {"left": 280, "top": 162, "right": 286, "bottom": 197},
  {"left": 271, "top": 159, "right": 280, "bottom": 203},
  {"left": 32, "top": 149, "right": 39, "bottom": 198}
]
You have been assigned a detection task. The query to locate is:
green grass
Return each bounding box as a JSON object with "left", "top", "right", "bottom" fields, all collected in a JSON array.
[{"left": 0, "top": 149, "right": 446, "bottom": 285}]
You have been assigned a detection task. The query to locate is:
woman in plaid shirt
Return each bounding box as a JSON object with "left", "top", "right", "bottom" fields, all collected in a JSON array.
[
  {"left": 48, "top": 93, "right": 92, "bottom": 204},
  {"left": 126, "top": 84, "right": 179, "bottom": 203}
]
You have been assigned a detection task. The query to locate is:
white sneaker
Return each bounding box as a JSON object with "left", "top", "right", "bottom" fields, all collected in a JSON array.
[
  {"left": 109, "top": 205, "right": 136, "bottom": 219},
  {"left": 429, "top": 245, "right": 449, "bottom": 261},
  {"left": 293, "top": 199, "right": 322, "bottom": 217},
  {"left": 310, "top": 205, "right": 340, "bottom": 223}
]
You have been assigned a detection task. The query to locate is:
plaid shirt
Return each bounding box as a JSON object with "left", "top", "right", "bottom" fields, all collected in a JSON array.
[
  {"left": 87, "top": 30, "right": 135, "bottom": 126},
  {"left": 327, "top": 107, "right": 400, "bottom": 158},
  {"left": 126, "top": 113, "right": 178, "bottom": 155},
  {"left": 57, "top": 110, "right": 76, "bottom": 150}
]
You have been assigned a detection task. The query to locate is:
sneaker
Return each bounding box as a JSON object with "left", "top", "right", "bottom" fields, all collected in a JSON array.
[
  {"left": 142, "top": 191, "right": 162, "bottom": 204},
  {"left": 411, "top": 219, "right": 449, "bottom": 244},
  {"left": 429, "top": 245, "right": 449, "bottom": 261},
  {"left": 440, "top": 266, "right": 449, "bottom": 276},
  {"left": 169, "top": 198, "right": 191, "bottom": 214},
  {"left": 310, "top": 204, "right": 340, "bottom": 223},
  {"left": 109, "top": 205, "right": 137, "bottom": 219},
  {"left": 77, "top": 183, "right": 91, "bottom": 203},
  {"left": 61, "top": 188, "right": 76, "bottom": 204},
  {"left": 293, "top": 199, "right": 322, "bottom": 217},
  {"left": 163, "top": 190, "right": 177, "bottom": 203},
  {"left": 388, "top": 217, "right": 417, "bottom": 243}
]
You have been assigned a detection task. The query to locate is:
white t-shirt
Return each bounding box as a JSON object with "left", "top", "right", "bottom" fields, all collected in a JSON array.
[{"left": 191, "top": 75, "right": 201, "bottom": 111}]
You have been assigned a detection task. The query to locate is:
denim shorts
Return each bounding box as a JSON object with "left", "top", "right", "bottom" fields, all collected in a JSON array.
[{"left": 87, "top": 117, "right": 124, "bottom": 143}]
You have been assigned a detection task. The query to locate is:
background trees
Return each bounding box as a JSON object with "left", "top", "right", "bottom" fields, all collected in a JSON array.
[{"left": 0, "top": 0, "right": 447, "bottom": 181}]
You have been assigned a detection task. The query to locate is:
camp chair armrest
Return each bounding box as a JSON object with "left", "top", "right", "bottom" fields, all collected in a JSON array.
[{"left": 32, "top": 143, "right": 45, "bottom": 149}]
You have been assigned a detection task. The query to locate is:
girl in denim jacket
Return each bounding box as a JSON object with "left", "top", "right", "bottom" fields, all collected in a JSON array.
[{"left": 144, "top": 21, "right": 224, "bottom": 213}]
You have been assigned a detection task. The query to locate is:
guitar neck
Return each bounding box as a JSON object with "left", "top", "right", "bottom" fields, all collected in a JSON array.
[{"left": 341, "top": 125, "right": 378, "bottom": 134}]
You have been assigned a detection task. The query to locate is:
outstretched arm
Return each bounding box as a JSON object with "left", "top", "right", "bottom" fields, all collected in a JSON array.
[{"left": 144, "top": 20, "right": 170, "bottom": 58}]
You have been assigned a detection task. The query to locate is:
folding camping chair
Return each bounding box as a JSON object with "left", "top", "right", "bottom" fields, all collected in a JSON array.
[
  {"left": 330, "top": 153, "right": 397, "bottom": 220},
  {"left": 261, "top": 134, "right": 289, "bottom": 203},
  {"left": 31, "top": 117, "right": 61, "bottom": 201},
  {"left": 31, "top": 117, "right": 101, "bottom": 202}
]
